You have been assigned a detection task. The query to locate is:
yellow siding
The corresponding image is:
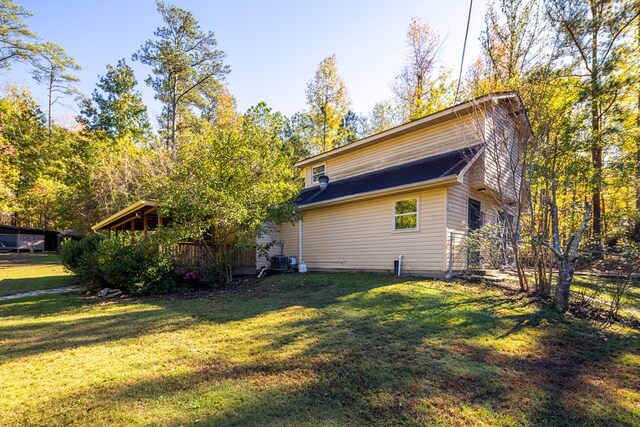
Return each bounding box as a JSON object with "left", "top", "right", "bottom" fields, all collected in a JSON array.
[
  {"left": 304, "top": 113, "right": 485, "bottom": 187},
  {"left": 280, "top": 188, "right": 447, "bottom": 274},
  {"left": 256, "top": 223, "right": 281, "bottom": 269},
  {"left": 483, "top": 103, "right": 524, "bottom": 200},
  {"left": 446, "top": 173, "right": 501, "bottom": 271},
  {"left": 279, "top": 221, "right": 300, "bottom": 260}
]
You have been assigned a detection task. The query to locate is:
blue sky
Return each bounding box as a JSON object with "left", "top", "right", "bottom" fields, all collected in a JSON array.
[{"left": 1, "top": 0, "right": 487, "bottom": 124}]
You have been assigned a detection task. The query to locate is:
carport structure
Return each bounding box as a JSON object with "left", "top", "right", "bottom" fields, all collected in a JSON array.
[{"left": 91, "top": 200, "right": 161, "bottom": 236}]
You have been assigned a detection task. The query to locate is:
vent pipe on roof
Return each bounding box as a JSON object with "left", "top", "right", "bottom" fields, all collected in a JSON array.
[{"left": 318, "top": 175, "right": 329, "bottom": 190}]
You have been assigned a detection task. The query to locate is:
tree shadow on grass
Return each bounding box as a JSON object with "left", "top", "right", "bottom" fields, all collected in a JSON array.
[
  {"left": 0, "top": 273, "right": 401, "bottom": 361},
  {"left": 4, "top": 274, "right": 640, "bottom": 426}
]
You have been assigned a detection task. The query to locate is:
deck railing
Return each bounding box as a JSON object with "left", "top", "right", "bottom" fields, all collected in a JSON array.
[{"left": 165, "top": 241, "right": 256, "bottom": 269}]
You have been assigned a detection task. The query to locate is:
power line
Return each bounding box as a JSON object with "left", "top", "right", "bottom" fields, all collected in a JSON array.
[{"left": 454, "top": 0, "right": 473, "bottom": 104}]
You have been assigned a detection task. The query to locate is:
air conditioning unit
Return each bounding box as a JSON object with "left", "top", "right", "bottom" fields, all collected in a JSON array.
[{"left": 271, "top": 255, "right": 290, "bottom": 271}]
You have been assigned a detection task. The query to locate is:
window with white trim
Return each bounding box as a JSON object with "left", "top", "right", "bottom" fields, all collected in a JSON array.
[
  {"left": 394, "top": 199, "right": 418, "bottom": 230},
  {"left": 311, "top": 164, "right": 326, "bottom": 183}
]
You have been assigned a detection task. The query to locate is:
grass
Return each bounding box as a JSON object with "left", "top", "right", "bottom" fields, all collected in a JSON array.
[
  {"left": 0, "top": 253, "right": 73, "bottom": 296},
  {"left": 0, "top": 256, "right": 638, "bottom": 426},
  {"left": 571, "top": 273, "right": 640, "bottom": 321}
]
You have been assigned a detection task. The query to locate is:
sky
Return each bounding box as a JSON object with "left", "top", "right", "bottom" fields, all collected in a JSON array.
[{"left": 1, "top": 0, "right": 488, "bottom": 124}]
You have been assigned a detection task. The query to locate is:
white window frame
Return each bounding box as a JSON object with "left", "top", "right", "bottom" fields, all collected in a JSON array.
[
  {"left": 393, "top": 198, "right": 419, "bottom": 232},
  {"left": 311, "top": 164, "right": 326, "bottom": 184}
]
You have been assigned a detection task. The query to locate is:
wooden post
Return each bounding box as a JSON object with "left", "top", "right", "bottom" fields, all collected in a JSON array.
[
  {"left": 130, "top": 218, "right": 135, "bottom": 244},
  {"left": 143, "top": 212, "right": 148, "bottom": 237}
]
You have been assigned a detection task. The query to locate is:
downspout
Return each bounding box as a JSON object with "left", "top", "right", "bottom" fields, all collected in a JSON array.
[{"left": 298, "top": 218, "right": 303, "bottom": 262}]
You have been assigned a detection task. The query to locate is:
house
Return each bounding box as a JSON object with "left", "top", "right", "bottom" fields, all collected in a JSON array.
[{"left": 258, "top": 92, "right": 532, "bottom": 277}]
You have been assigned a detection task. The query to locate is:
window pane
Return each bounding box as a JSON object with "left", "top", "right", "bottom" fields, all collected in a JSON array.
[
  {"left": 312, "top": 165, "right": 325, "bottom": 182},
  {"left": 395, "top": 199, "right": 417, "bottom": 215},
  {"left": 395, "top": 214, "right": 417, "bottom": 230}
]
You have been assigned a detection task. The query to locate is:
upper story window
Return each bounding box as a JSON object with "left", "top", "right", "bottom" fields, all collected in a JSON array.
[
  {"left": 394, "top": 199, "right": 418, "bottom": 231},
  {"left": 311, "top": 164, "right": 326, "bottom": 183},
  {"left": 501, "top": 128, "right": 510, "bottom": 154}
]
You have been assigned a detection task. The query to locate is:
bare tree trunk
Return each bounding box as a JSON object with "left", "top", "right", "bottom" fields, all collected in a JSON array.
[
  {"left": 590, "top": 1, "right": 602, "bottom": 248},
  {"left": 170, "top": 78, "right": 178, "bottom": 150},
  {"left": 554, "top": 255, "right": 575, "bottom": 312},
  {"left": 634, "top": 18, "right": 640, "bottom": 241},
  {"left": 550, "top": 204, "right": 592, "bottom": 312}
]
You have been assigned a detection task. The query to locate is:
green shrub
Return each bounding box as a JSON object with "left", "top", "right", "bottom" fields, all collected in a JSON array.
[
  {"left": 95, "top": 235, "right": 179, "bottom": 295},
  {"left": 60, "top": 235, "right": 105, "bottom": 290},
  {"left": 62, "top": 234, "right": 180, "bottom": 295},
  {"left": 60, "top": 235, "right": 103, "bottom": 271}
]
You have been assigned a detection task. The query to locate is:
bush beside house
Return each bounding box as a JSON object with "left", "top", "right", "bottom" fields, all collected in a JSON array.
[{"left": 61, "top": 235, "right": 182, "bottom": 295}]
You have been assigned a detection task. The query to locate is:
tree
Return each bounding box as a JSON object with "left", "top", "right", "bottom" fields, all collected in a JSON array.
[
  {"left": 480, "top": 0, "right": 545, "bottom": 89},
  {"left": 31, "top": 41, "right": 80, "bottom": 132},
  {"left": 133, "top": 0, "right": 230, "bottom": 149},
  {"left": 160, "top": 104, "right": 299, "bottom": 283},
  {"left": 0, "top": 87, "right": 47, "bottom": 225},
  {"left": 546, "top": 0, "right": 640, "bottom": 247},
  {"left": 305, "top": 54, "right": 351, "bottom": 153},
  {"left": 393, "top": 17, "right": 453, "bottom": 121},
  {"left": 78, "top": 59, "right": 151, "bottom": 141},
  {"left": 339, "top": 110, "right": 364, "bottom": 143},
  {"left": 535, "top": 136, "right": 593, "bottom": 311},
  {"left": 0, "top": 0, "right": 38, "bottom": 68},
  {"left": 285, "top": 111, "right": 314, "bottom": 160},
  {"left": 365, "top": 100, "right": 402, "bottom": 135}
]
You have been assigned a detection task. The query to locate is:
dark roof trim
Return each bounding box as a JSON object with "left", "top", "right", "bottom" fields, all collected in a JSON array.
[
  {"left": 0, "top": 224, "right": 59, "bottom": 234},
  {"left": 296, "top": 145, "right": 482, "bottom": 209}
]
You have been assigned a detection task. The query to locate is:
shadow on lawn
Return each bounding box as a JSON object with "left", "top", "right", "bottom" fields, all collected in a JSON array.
[
  {"left": 0, "top": 273, "right": 396, "bottom": 360},
  {"left": 4, "top": 273, "right": 640, "bottom": 426}
]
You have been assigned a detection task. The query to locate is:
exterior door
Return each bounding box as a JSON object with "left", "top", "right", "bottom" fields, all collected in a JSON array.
[
  {"left": 467, "top": 199, "right": 482, "bottom": 266},
  {"left": 468, "top": 199, "right": 482, "bottom": 231}
]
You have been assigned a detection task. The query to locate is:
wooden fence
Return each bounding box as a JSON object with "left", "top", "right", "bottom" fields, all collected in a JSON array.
[{"left": 166, "top": 241, "right": 256, "bottom": 270}]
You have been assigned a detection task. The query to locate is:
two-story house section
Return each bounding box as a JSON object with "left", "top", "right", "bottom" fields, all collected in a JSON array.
[{"left": 261, "top": 92, "right": 532, "bottom": 277}]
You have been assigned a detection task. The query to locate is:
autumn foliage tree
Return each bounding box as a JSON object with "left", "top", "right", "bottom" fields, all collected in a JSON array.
[
  {"left": 159, "top": 104, "right": 299, "bottom": 283},
  {"left": 305, "top": 54, "right": 351, "bottom": 153},
  {"left": 393, "top": 17, "right": 453, "bottom": 120}
]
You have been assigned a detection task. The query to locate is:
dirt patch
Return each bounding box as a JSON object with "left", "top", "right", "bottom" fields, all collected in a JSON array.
[{"left": 86, "top": 276, "right": 265, "bottom": 302}]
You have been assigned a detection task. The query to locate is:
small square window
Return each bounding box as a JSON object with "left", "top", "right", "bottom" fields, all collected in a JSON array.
[
  {"left": 501, "top": 128, "right": 510, "bottom": 154},
  {"left": 394, "top": 199, "right": 418, "bottom": 231},
  {"left": 311, "top": 164, "right": 326, "bottom": 183}
]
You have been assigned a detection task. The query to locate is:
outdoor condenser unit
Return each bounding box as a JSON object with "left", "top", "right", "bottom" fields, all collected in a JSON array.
[{"left": 271, "top": 255, "right": 290, "bottom": 271}]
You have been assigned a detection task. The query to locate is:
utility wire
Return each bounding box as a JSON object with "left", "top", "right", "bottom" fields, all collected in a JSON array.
[{"left": 454, "top": 0, "right": 473, "bottom": 104}]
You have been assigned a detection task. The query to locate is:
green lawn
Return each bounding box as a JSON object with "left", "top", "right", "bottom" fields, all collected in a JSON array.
[
  {"left": 572, "top": 273, "right": 640, "bottom": 321},
  {"left": 0, "top": 253, "right": 73, "bottom": 296},
  {"left": 0, "top": 257, "right": 638, "bottom": 426}
]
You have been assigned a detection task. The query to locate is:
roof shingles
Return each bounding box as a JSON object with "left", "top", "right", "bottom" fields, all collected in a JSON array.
[{"left": 297, "top": 145, "right": 481, "bottom": 207}]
